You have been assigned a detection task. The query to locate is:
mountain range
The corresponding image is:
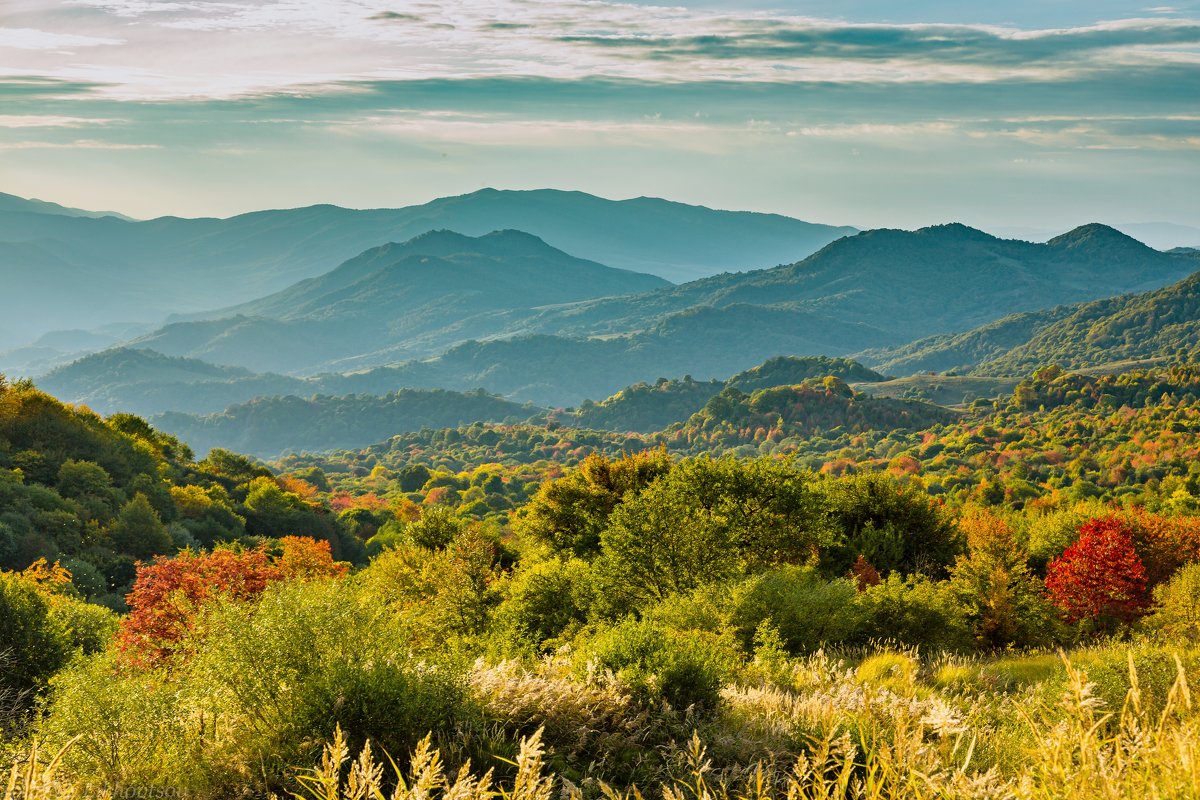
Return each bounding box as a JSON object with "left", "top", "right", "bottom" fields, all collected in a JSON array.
[
  {"left": 31, "top": 221, "right": 1199, "bottom": 415},
  {"left": 155, "top": 221, "right": 1193, "bottom": 375},
  {"left": 124, "top": 229, "right": 667, "bottom": 373},
  {"left": 0, "top": 188, "right": 854, "bottom": 343}
]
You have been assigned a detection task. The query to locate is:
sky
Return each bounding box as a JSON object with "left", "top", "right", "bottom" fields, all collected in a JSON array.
[{"left": 1, "top": 0, "right": 1199, "bottom": 231}]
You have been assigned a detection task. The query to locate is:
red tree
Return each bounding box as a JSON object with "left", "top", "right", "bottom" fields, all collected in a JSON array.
[
  {"left": 1045, "top": 517, "right": 1148, "bottom": 625},
  {"left": 117, "top": 547, "right": 282, "bottom": 667}
]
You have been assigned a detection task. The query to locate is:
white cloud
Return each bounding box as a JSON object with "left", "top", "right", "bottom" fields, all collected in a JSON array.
[
  {"left": 0, "top": 114, "right": 118, "bottom": 127},
  {"left": 0, "top": 26, "right": 122, "bottom": 50}
]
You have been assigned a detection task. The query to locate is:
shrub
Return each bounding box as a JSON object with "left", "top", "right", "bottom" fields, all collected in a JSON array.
[
  {"left": 43, "top": 579, "right": 469, "bottom": 799},
  {"left": 48, "top": 595, "right": 118, "bottom": 655},
  {"left": 518, "top": 450, "right": 672, "bottom": 558},
  {"left": 726, "top": 566, "right": 863, "bottom": 653},
  {"left": 38, "top": 653, "right": 194, "bottom": 791},
  {"left": 949, "top": 512, "right": 1062, "bottom": 649},
  {"left": 493, "top": 557, "right": 596, "bottom": 651},
  {"left": 578, "top": 617, "right": 732, "bottom": 711},
  {"left": 116, "top": 546, "right": 282, "bottom": 666},
  {"left": 853, "top": 574, "right": 972, "bottom": 652},
  {"left": 596, "top": 457, "right": 828, "bottom": 612},
  {"left": 0, "top": 570, "right": 69, "bottom": 705},
  {"left": 819, "top": 473, "right": 962, "bottom": 579},
  {"left": 1144, "top": 562, "right": 1200, "bottom": 640},
  {"left": 407, "top": 505, "right": 462, "bottom": 550}
]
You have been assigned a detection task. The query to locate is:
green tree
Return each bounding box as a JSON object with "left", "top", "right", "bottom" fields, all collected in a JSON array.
[
  {"left": 819, "top": 473, "right": 962, "bottom": 579},
  {"left": 596, "top": 457, "right": 829, "bottom": 611},
  {"left": 107, "top": 493, "right": 172, "bottom": 560},
  {"left": 407, "top": 505, "right": 462, "bottom": 550},
  {"left": 0, "top": 571, "right": 69, "bottom": 708},
  {"left": 518, "top": 449, "right": 672, "bottom": 558}
]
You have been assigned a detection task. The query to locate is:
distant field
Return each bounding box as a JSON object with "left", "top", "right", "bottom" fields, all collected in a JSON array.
[{"left": 853, "top": 374, "right": 1018, "bottom": 408}]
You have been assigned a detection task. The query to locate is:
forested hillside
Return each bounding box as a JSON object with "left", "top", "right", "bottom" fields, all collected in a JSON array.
[
  {"left": 147, "top": 357, "right": 891, "bottom": 456},
  {"left": 978, "top": 272, "right": 1200, "bottom": 374},
  {"left": 863, "top": 269, "right": 1200, "bottom": 377},
  {"left": 271, "top": 362, "right": 1200, "bottom": 519},
  {"left": 125, "top": 230, "right": 669, "bottom": 373},
  {"left": 495, "top": 222, "right": 1194, "bottom": 346},
  {"left": 558, "top": 356, "right": 886, "bottom": 434},
  {"left": 0, "top": 376, "right": 360, "bottom": 610}
]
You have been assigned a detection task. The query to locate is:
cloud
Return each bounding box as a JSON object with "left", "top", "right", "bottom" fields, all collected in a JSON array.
[
  {"left": 0, "top": 114, "right": 119, "bottom": 128},
  {"left": 368, "top": 12, "right": 424, "bottom": 23},
  {"left": 0, "top": 139, "right": 159, "bottom": 150},
  {"left": 17, "top": 1, "right": 1189, "bottom": 100},
  {"left": 4, "top": 1, "right": 1199, "bottom": 227},
  {"left": 0, "top": 27, "right": 122, "bottom": 50},
  {"left": 557, "top": 17, "right": 1200, "bottom": 69}
]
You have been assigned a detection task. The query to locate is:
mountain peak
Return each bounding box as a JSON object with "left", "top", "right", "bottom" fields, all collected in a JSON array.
[
  {"left": 1047, "top": 223, "right": 1151, "bottom": 252},
  {"left": 389, "top": 228, "right": 558, "bottom": 259},
  {"left": 916, "top": 222, "right": 997, "bottom": 241}
]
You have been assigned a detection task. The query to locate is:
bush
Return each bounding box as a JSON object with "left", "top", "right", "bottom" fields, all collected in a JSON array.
[
  {"left": 38, "top": 653, "right": 195, "bottom": 791},
  {"left": 493, "top": 557, "right": 596, "bottom": 651},
  {"left": 819, "top": 473, "right": 962, "bottom": 579},
  {"left": 948, "top": 512, "right": 1062, "bottom": 649},
  {"left": 596, "top": 457, "right": 828, "bottom": 613},
  {"left": 48, "top": 595, "right": 118, "bottom": 655},
  {"left": 408, "top": 505, "right": 463, "bottom": 550},
  {"left": 577, "top": 617, "right": 732, "bottom": 711},
  {"left": 43, "top": 578, "right": 469, "bottom": 799},
  {"left": 0, "top": 571, "right": 69, "bottom": 705},
  {"left": 853, "top": 574, "right": 972, "bottom": 652},
  {"left": 1045, "top": 517, "right": 1148, "bottom": 627},
  {"left": 1144, "top": 562, "right": 1200, "bottom": 640},
  {"left": 726, "top": 566, "right": 862, "bottom": 653}
]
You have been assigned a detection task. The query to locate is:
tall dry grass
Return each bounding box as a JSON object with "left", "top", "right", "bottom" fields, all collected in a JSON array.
[{"left": 284, "top": 653, "right": 1200, "bottom": 800}]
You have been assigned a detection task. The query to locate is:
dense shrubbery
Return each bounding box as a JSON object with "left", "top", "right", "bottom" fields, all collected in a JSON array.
[{"left": 7, "top": 371, "right": 1200, "bottom": 799}]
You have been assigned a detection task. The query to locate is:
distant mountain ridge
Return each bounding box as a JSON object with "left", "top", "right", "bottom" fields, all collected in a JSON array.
[
  {"left": 34, "top": 222, "right": 1199, "bottom": 414},
  {"left": 0, "top": 187, "right": 854, "bottom": 339},
  {"left": 149, "top": 355, "right": 897, "bottom": 457},
  {"left": 0, "top": 191, "right": 134, "bottom": 220}
]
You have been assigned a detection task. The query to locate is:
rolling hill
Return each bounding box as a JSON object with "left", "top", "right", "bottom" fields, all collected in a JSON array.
[
  {"left": 154, "top": 389, "right": 535, "bottom": 458},
  {"left": 133, "top": 356, "right": 890, "bottom": 455},
  {"left": 36, "top": 349, "right": 311, "bottom": 417},
  {"left": 977, "top": 271, "right": 1200, "bottom": 375},
  {"left": 505, "top": 222, "right": 1196, "bottom": 342},
  {"left": 28, "top": 220, "right": 1198, "bottom": 420},
  {"left": 556, "top": 356, "right": 886, "bottom": 434}
]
